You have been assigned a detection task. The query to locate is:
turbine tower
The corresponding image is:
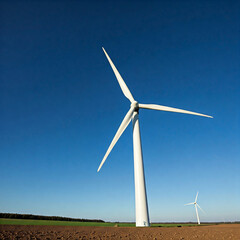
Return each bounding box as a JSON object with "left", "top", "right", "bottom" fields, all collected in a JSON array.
[
  {"left": 185, "top": 192, "right": 205, "bottom": 224},
  {"left": 98, "top": 48, "right": 212, "bottom": 227}
]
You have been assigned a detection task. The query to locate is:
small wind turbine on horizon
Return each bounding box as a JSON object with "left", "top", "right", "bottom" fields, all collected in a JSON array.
[
  {"left": 185, "top": 192, "right": 205, "bottom": 224},
  {"left": 97, "top": 47, "right": 213, "bottom": 227}
]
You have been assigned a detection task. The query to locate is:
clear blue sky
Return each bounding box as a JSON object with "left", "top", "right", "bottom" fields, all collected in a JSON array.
[{"left": 0, "top": 1, "right": 239, "bottom": 222}]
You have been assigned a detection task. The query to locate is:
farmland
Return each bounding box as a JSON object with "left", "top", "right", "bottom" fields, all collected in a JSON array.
[{"left": 1, "top": 221, "right": 240, "bottom": 240}]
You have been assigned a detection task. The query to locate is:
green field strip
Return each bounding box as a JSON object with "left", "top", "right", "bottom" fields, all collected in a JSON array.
[{"left": 0, "top": 218, "right": 213, "bottom": 227}]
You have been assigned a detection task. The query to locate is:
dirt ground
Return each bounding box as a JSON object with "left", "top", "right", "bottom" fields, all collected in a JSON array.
[{"left": 0, "top": 224, "right": 239, "bottom": 240}]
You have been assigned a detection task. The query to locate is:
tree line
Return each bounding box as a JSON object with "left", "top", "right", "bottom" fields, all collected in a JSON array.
[{"left": 0, "top": 213, "right": 104, "bottom": 222}]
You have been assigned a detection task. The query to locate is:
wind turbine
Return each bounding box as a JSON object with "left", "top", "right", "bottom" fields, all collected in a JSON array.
[
  {"left": 97, "top": 47, "right": 212, "bottom": 227},
  {"left": 185, "top": 192, "right": 205, "bottom": 224}
]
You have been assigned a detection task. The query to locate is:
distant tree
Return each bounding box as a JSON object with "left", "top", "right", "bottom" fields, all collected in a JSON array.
[{"left": 0, "top": 213, "right": 104, "bottom": 222}]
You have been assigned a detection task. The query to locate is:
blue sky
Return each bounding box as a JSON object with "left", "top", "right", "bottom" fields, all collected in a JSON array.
[{"left": 0, "top": 1, "right": 239, "bottom": 222}]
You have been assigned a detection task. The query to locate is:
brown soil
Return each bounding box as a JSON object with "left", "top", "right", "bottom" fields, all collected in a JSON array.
[{"left": 0, "top": 224, "right": 239, "bottom": 240}]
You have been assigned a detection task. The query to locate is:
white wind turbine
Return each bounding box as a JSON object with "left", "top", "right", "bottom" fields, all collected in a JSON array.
[
  {"left": 185, "top": 192, "right": 205, "bottom": 224},
  {"left": 97, "top": 47, "right": 212, "bottom": 227}
]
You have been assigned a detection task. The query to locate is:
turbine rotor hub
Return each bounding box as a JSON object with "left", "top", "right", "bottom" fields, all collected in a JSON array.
[{"left": 131, "top": 101, "right": 139, "bottom": 112}]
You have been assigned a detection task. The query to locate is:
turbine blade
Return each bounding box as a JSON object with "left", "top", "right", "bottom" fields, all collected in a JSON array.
[
  {"left": 102, "top": 47, "right": 135, "bottom": 103},
  {"left": 139, "top": 104, "right": 213, "bottom": 118},
  {"left": 197, "top": 203, "right": 205, "bottom": 214},
  {"left": 97, "top": 106, "right": 135, "bottom": 172},
  {"left": 184, "top": 202, "right": 194, "bottom": 206},
  {"left": 195, "top": 192, "right": 199, "bottom": 202}
]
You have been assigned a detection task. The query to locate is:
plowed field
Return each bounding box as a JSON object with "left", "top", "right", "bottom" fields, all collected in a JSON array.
[{"left": 0, "top": 224, "right": 239, "bottom": 240}]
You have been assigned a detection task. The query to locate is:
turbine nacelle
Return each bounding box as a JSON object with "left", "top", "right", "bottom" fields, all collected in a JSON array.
[{"left": 131, "top": 101, "right": 139, "bottom": 112}]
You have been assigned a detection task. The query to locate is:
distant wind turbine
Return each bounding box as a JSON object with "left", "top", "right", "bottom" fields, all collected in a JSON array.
[
  {"left": 185, "top": 192, "right": 205, "bottom": 224},
  {"left": 97, "top": 47, "right": 212, "bottom": 227}
]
